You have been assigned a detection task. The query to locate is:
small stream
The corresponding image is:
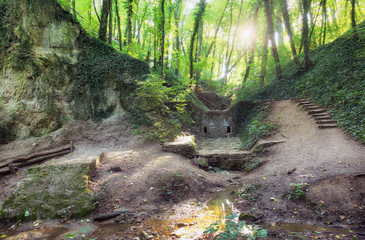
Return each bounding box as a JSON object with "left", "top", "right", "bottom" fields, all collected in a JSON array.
[{"left": 1, "top": 187, "right": 360, "bottom": 239}]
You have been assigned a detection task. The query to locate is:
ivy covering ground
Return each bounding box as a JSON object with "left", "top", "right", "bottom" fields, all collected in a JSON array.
[{"left": 238, "top": 21, "right": 365, "bottom": 143}]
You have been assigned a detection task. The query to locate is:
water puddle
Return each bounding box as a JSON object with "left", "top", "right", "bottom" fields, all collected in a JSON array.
[{"left": 1, "top": 187, "right": 361, "bottom": 239}]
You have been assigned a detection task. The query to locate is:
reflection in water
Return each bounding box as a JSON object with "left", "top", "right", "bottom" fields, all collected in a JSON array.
[{"left": 1, "top": 187, "right": 359, "bottom": 239}]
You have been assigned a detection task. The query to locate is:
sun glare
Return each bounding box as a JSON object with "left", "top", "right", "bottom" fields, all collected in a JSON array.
[{"left": 241, "top": 25, "right": 256, "bottom": 43}]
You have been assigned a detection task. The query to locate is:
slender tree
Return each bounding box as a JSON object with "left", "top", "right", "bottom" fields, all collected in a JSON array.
[
  {"left": 259, "top": 32, "right": 269, "bottom": 87},
  {"left": 159, "top": 0, "right": 165, "bottom": 78},
  {"left": 264, "top": 0, "right": 282, "bottom": 80},
  {"left": 189, "top": 0, "right": 206, "bottom": 86},
  {"left": 125, "top": 0, "right": 134, "bottom": 46},
  {"left": 243, "top": 7, "right": 259, "bottom": 83},
  {"left": 302, "top": 0, "right": 312, "bottom": 71},
  {"left": 351, "top": 0, "right": 356, "bottom": 28},
  {"left": 282, "top": 0, "right": 299, "bottom": 66},
  {"left": 173, "top": 0, "right": 183, "bottom": 76},
  {"left": 99, "top": 0, "right": 111, "bottom": 42},
  {"left": 108, "top": 0, "right": 113, "bottom": 44},
  {"left": 115, "top": 0, "right": 122, "bottom": 51}
]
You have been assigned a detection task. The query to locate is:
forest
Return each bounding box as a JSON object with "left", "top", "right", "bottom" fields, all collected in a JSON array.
[
  {"left": 0, "top": 0, "right": 365, "bottom": 238},
  {"left": 58, "top": 0, "right": 364, "bottom": 89}
]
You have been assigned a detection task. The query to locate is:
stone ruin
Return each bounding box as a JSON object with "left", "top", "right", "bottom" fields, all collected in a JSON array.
[
  {"left": 201, "top": 109, "right": 233, "bottom": 138},
  {"left": 197, "top": 91, "right": 233, "bottom": 138}
]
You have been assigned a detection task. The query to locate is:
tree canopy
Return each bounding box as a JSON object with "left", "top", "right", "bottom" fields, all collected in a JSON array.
[{"left": 58, "top": 0, "right": 365, "bottom": 93}]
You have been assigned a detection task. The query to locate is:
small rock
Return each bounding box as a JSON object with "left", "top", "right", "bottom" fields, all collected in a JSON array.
[
  {"left": 176, "top": 222, "right": 189, "bottom": 228},
  {"left": 139, "top": 231, "right": 153, "bottom": 240},
  {"left": 238, "top": 212, "right": 263, "bottom": 222},
  {"left": 110, "top": 166, "right": 123, "bottom": 172}
]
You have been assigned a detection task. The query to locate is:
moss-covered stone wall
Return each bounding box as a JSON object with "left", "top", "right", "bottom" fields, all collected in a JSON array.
[{"left": 0, "top": 0, "right": 149, "bottom": 144}]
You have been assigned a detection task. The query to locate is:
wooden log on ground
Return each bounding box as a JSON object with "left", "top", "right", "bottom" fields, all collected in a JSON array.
[
  {"left": 93, "top": 210, "right": 130, "bottom": 222},
  {"left": 12, "top": 149, "right": 71, "bottom": 168},
  {"left": 0, "top": 149, "right": 71, "bottom": 175},
  {"left": 11, "top": 145, "right": 71, "bottom": 163},
  {"left": 0, "top": 167, "right": 10, "bottom": 175}
]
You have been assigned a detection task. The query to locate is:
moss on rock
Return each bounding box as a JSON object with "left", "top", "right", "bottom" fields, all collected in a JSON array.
[
  {"left": 0, "top": 0, "right": 149, "bottom": 144},
  {"left": 0, "top": 156, "right": 100, "bottom": 221}
]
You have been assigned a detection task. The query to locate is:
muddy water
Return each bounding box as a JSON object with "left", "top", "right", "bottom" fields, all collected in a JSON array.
[{"left": 0, "top": 187, "right": 360, "bottom": 239}]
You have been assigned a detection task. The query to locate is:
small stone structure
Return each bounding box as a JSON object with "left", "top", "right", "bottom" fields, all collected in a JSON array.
[
  {"left": 201, "top": 109, "right": 233, "bottom": 138},
  {"left": 162, "top": 135, "right": 197, "bottom": 158}
]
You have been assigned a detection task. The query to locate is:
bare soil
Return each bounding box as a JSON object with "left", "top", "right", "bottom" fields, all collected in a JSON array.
[{"left": 1, "top": 100, "right": 365, "bottom": 239}]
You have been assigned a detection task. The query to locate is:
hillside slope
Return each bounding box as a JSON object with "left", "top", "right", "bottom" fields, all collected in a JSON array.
[
  {"left": 0, "top": 0, "right": 149, "bottom": 144},
  {"left": 250, "top": 21, "right": 365, "bottom": 143}
]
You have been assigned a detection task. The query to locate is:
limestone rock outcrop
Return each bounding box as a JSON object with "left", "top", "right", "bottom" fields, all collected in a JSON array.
[{"left": 0, "top": 0, "right": 149, "bottom": 144}]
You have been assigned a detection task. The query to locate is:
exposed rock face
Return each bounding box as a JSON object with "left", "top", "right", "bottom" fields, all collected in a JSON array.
[
  {"left": 0, "top": 155, "right": 100, "bottom": 221},
  {"left": 162, "top": 135, "right": 197, "bottom": 158},
  {"left": 0, "top": 0, "right": 149, "bottom": 144}
]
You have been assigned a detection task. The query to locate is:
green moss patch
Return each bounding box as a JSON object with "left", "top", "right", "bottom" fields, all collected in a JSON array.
[{"left": 0, "top": 157, "right": 99, "bottom": 221}]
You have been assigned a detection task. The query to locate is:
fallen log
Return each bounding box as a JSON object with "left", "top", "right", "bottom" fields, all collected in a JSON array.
[
  {"left": 0, "top": 142, "right": 74, "bottom": 175},
  {"left": 93, "top": 210, "right": 130, "bottom": 222},
  {"left": 11, "top": 149, "right": 71, "bottom": 168},
  {"left": 12, "top": 144, "right": 72, "bottom": 163}
]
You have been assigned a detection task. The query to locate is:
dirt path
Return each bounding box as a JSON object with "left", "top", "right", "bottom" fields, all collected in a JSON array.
[
  {"left": 1, "top": 100, "right": 365, "bottom": 239},
  {"left": 234, "top": 100, "right": 365, "bottom": 227}
]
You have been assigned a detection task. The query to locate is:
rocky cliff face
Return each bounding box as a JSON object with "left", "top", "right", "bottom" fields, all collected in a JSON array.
[{"left": 0, "top": 0, "right": 149, "bottom": 144}]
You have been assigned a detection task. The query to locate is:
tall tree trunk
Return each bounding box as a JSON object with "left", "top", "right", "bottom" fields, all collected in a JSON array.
[
  {"left": 93, "top": 0, "right": 101, "bottom": 22},
  {"left": 159, "top": 0, "right": 165, "bottom": 78},
  {"left": 137, "top": 2, "right": 150, "bottom": 44},
  {"left": 264, "top": 0, "right": 282, "bottom": 80},
  {"left": 259, "top": 33, "right": 269, "bottom": 87},
  {"left": 276, "top": 6, "right": 284, "bottom": 46},
  {"left": 115, "top": 0, "right": 122, "bottom": 51},
  {"left": 72, "top": 0, "right": 76, "bottom": 19},
  {"left": 210, "top": 43, "right": 216, "bottom": 79},
  {"left": 243, "top": 7, "right": 259, "bottom": 83},
  {"left": 132, "top": 0, "right": 139, "bottom": 40},
  {"left": 351, "top": 0, "right": 356, "bottom": 28},
  {"left": 108, "top": 0, "right": 113, "bottom": 44},
  {"left": 99, "top": 0, "right": 111, "bottom": 42},
  {"left": 153, "top": 32, "right": 157, "bottom": 70},
  {"left": 174, "top": 0, "right": 182, "bottom": 76},
  {"left": 189, "top": 0, "right": 206, "bottom": 85},
  {"left": 321, "top": 0, "right": 327, "bottom": 45},
  {"left": 302, "top": 0, "right": 312, "bottom": 71},
  {"left": 195, "top": 22, "right": 204, "bottom": 81},
  {"left": 223, "top": 1, "right": 233, "bottom": 84},
  {"left": 282, "top": 0, "right": 299, "bottom": 66},
  {"left": 205, "top": 0, "right": 229, "bottom": 58},
  {"left": 125, "top": 0, "right": 133, "bottom": 46}
]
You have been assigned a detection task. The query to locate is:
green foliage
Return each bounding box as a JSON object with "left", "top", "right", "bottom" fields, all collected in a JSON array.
[
  {"left": 243, "top": 158, "right": 263, "bottom": 173},
  {"left": 158, "top": 172, "right": 189, "bottom": 203},
  {"left": 72, "top": 36, "right": 149, "bottom": 121},
  {"left": 0, "top": 164, "right": 95, "bottom": 221},
  {"left": 239, "top": 183, "right": 267, "bottom": 203},
  {"left": 236, "top": 103, "right": 277, "bottom": 150},
  {"left": 129, "top": 73, "right": 192, "bottom": 142},
  {"left": 240, "top": 120, "right": 277, "bottom": 150},
  {"left": 239, "top": 22, "right": 365, "bottom": 144},
  {"left": 287, "top": 183, "right": 306, "bottom": 201},
  {"left": 203, "top": 214, "right": 267, "bottom": 240}
]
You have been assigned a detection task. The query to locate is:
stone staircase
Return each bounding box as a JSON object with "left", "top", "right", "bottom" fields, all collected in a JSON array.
[{"left": 292, "top": 99, "right": 338, "bottom": 129}]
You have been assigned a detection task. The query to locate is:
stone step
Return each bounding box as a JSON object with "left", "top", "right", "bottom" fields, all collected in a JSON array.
[
  {"left": 316, "top": 120, "right": 337, "bottom": 124},
  {"left": 312, "top": 113, "right": 331, "bottom": 118},
  {"left": 294, "top": 98, "right": 309, "bottom": 103},
  {"left": 298, "top": 101, "right": 312, "bottom": 105},
  {"left": 318, "top": 124, "right": 338, "bottom": 129},
  {"left": 305, "top": 106, "right": 322, "bottom": 110},
  {"left": 299, "top": 102, "right": 315, "bottom": 107},
  {"left": 308, "top": 109, "right": 326, "bottom": 115},
  {"left": 314, "top": 116, "right": 333, "bottom": 121}
]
